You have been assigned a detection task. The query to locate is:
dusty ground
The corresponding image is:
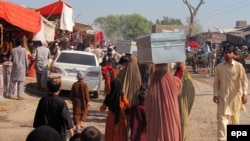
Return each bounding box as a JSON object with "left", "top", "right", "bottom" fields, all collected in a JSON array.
[{"left": 0, "top": 69, "right": 250, "bottom": 141}]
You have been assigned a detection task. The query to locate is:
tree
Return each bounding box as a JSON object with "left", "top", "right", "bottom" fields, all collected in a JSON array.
[
  {"left": 193, "top": 21, "right": 203, "bottom": 33},
  {"left": 93, "top": 14, "right": 151, "bottom": 42},
  {"left": 183, "top": 0, "right": 205, "bottom": 39},
  {"left": 94, "top": 15, "right": 122, "bottom": 43},
  {"left": 156, "top": 19, "right": 161, "bottom": 24},
  {"left": 122, "top": 14, "right": 151, "bottom": 40},
  {"left": 155, "top": 16, "right": 183, "bottom": 25}
]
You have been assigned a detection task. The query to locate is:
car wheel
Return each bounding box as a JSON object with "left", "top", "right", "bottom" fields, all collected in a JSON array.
[{"left": 92, "top": 91, "right": 98, "bottom": 99}]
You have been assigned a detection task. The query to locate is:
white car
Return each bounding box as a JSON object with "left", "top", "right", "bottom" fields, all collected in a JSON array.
[{"left": 49, "top": 50, "right": 101, "bottom": 98}]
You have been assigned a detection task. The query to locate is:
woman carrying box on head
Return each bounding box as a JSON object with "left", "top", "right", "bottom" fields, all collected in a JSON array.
[{"left": 145, "top": 62, "right": 184, "bottom": 141}]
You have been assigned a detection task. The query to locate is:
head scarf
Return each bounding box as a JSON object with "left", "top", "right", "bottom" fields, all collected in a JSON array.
[
  {"left": 26, "top": 125, "right": 61, "bottom": 141},
  {"left": 76, "top": 71, "right": 84, "bottom": 80},
  {"left": 101, "top": 65, "right": 113, "bottom": 79},
  {"left": 104, "top": 78, "right": 123, "bottom": 124}
]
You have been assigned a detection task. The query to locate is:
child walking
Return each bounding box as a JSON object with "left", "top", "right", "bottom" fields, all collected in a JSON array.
[
  {"left": 126, "top": 92, "right": 147, "bottom": 141},
  {"left": 70, "top": 71, "right": 90, "bottom": 133}
]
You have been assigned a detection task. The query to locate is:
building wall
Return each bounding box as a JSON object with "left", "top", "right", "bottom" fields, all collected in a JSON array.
[{"left": 151, "top": 24, "right": 198, "bottom": 36}]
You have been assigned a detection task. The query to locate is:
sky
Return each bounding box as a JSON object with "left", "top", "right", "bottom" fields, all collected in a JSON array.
[{"left": 7, "top": 0, "right": 250, "bottom": 32}]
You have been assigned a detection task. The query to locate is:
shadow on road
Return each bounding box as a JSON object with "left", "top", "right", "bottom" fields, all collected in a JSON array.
[
  {"left": 24, "top": 82, "right": 46, "bottom": 98},
  {"left": 24, "top": 82, "right": 70, "bottom": 101}
]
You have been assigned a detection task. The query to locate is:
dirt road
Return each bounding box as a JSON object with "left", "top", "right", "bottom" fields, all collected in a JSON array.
[{"left": 0, "top": 71, "right": 249, "bottom": 141}]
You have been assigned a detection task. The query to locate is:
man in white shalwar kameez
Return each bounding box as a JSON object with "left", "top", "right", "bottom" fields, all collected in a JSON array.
[
  {"left": 32, "top": 41, "right": 51, "bottom": 92},
  {"left": 7, "top": 38, "right": 29, "bottom": 100},
  {"left": 213, "top": 45, "right": 248, "bottom": 141}
]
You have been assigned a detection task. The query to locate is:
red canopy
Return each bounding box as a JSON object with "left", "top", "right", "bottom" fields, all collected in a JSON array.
[
  {"left": 0, "top": 1, "right": 41, "bottom": 33},
  {"left": 186, "top": 41, "right": 198, "bottom": 48},
  {"left": 35, "top": 1, "right": 72, "bottom": 16}
]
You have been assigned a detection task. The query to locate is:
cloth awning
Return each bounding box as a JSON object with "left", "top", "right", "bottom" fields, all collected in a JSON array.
[
  {"left": 33, "top": 17, "right": 56, "bottom": 42},
  {"left": 0, "top": 1, "right": 41, "bottom": 33},
  {"left": 35, "top": 1, "right": 72, "bottom": 16},
  {"left": 36, "top": 1, "right": 74, "bottom": 32}
]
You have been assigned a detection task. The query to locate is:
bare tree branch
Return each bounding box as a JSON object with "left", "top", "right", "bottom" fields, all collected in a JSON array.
[{"left": 183, "top": 0, "right": 205, "bottom": 39}]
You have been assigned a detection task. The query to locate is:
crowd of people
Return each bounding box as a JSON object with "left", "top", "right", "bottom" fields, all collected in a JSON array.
[
  {"left": 84, "top": 45, "right": 196, "bottom": 141},
  {"left": 2, "top": 37, "right": 248, "bottom": 141}
]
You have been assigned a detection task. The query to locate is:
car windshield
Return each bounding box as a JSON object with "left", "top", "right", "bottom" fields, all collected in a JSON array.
[{"left": 56, "top": 52, "right": 96, "bottom": 66}]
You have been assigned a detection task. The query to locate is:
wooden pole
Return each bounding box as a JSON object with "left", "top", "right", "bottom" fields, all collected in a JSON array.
[
  {"left": 0, "top": 24, "right": 3, "bottom": 48},
  {"left": 46, "top": 2, "right": 61, "bottom": 20}
]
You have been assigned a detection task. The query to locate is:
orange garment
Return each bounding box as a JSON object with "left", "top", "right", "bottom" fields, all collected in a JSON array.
[
  {"left": 110, "top": 69, "right": 118, "bottom": 79},
  {"left": 100, "top": 95, "right": 130, "bottom": 141},
  {"left": 105, "top": 69, "right": 119, "bottom": 94},
  {"left": 105, "top": 76, "right": 111, "bottom": 94}
]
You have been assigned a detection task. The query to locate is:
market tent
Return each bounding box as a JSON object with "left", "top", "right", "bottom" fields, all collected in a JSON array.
[
  {"left": 0, "top": 1, "right": 41, "bottom": 33},
  {"left": 35, "top": 1, "right": 72, "bottom": 16},
  {"left": 35, "top": 1, "right": 74, "bottom": 32},
  {"left": 33, "top": 16, "right": 56, "bottom": 42}
]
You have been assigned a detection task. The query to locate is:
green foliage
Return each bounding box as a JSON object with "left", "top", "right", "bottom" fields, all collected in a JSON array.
[
  {"left": 156, "top": 16, "right": 183, "bottom": 25},
  {"left": 156, "top": 19, "right": 160, "bottom": 24},
  {"left": 93, "top": 14, "right": 151, "bottom": 42},
  {"left": 94, "top": 15, "right": 123, "bottom": 41},
  {"left": 122, "top": 14, "right": 151, "bottom": 40}
]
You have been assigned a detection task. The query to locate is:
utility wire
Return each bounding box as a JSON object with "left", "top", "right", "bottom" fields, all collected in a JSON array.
[
  {"left": 197, "top": 0, "right": 246, "bottom": 17},
  {"left": 197, "top": 0, "right": 250, "bottom": 20}
]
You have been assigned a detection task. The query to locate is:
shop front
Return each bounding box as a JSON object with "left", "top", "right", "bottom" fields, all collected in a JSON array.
[{"left": 0, "top": 1, "right": 41, "bottom": 97}]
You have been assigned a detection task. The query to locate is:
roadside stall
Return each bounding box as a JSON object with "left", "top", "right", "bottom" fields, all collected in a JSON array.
[
  {"left": 35, "top": 0, "right": 74, "bottom": 51},
  {"left": 0, "top": 1, "right": 41, "bottom": 97},
  {"left": 28, "top": 16, "right": 56, "bottom": 77},
  {"left": 36, "top": 0, "right": 105, "bottom": 50},
  {"left": 75, "top": 30, "right": 105, "bottom": 50},
  {"left": 72, "top": 22, "right": 93, "bottom": 50},
  {"left": 226, "top": 32, "right": 250, "bottom": 71}
]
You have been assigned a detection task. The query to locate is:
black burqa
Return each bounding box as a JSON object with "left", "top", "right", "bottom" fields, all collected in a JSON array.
[
  {"left": 138, "top": 63, "right": 150, "bottom": 92},
  {"left": 104, "top": 78, "right": 123, "bottom": 124}
]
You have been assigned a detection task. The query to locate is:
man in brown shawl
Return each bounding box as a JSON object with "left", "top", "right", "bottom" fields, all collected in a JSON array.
[{"left": 70, "top": 71, "right": 90, "bottom": 132}]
